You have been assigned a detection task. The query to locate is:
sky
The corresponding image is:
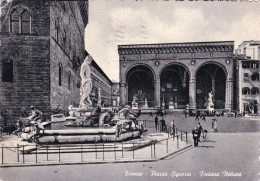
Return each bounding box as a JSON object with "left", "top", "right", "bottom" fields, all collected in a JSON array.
[{"left": 85, "top": 1, "right": 260, "bottom": 82}]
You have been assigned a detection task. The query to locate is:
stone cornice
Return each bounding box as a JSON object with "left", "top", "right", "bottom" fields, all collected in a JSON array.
[{"left": 118, "top": 41, "right": 234, "bottom": 55}]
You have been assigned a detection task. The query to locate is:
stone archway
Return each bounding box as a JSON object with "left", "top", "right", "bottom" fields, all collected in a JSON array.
[
  {"left": 196, "top": 63, "right": 227, "bottom": 109},
  {"left": 160, "top": 64, "right": 190, "bottom": 109},
  {"left": 126, "top": 65, "right": 155, "bottom": 107}
]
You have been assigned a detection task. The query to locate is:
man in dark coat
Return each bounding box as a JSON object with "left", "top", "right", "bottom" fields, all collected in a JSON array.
[
  {"left": 154, "top": 116, "right": 158, "bottom": 131},
  {"left": 160, "top": 117, "right": 166, "bottom": 132},
  {"left": 195, "top": 111, "right": 200, "bottom": 121},
  {"left": 192, "top": 127, "right": 199, "bottom": 147},
  {"left": 202, "top": 112, "right": 206, "bottom": 121}
]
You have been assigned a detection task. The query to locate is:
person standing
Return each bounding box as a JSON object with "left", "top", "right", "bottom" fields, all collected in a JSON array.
[
  {"left": 154, "top": 116, "right": 158, "bottom": 131},
  {"left": 213, "top": 119, "right": 218, "bottom": 132},
  {"left": 192, "top": 127, "right": 199, "bottom": 147},
  {"left": 184, "top": 109, "right": 188, "bottom": 118}
]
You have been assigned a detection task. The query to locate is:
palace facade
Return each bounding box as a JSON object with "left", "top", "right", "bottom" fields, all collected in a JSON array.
[{"left": 0, "top": 0, "right": 113, "bottom": 126}]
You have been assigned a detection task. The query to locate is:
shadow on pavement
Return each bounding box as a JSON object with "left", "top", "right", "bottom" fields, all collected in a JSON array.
[
  {"left": 202, "top": 139, "right": 216, "bottom": 143},
  {"left": 164, "top": 146, "right": 195, "bottom": 160},
  {"left": 198, "top": 145, "right": 214, "bottom": 148}
]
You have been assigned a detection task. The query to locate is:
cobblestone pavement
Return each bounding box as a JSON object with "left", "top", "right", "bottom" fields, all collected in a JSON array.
[{"left": 0, "top": 133, "right": 258, "bottom": 181}]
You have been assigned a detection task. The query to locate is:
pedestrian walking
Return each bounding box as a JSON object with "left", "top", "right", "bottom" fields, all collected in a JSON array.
[
  {"left": 154, "top": 116, "right": 158, "bottom": 131},
  {"left": 242, "top": 111, "right": 246, "bottom": 117},
  {"left": 192, "top": 127, "right": 199, "bottom": 147},
  {"left": 160, "top": 117, "right": 166, "bottom": 132},
  {"left": 171, "top": 120, "right": 175, "bottom": 137},
  {"left": 202, "top": 112, "right": 206, "bottom": 121},
  {"left": 195, "top": 111, "right": 200, "bottom": 121},
  {"left": 197, "top": 122, "right": 204, "bottom": 141},
  {"left": 149, "top": 112, "right": 153, "bottom": 117}
]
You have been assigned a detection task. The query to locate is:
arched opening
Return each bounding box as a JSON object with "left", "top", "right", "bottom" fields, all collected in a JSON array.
[
  {"left": 196, "top": 63, "right": 226, "bottom": 109},
  {"left": 160, "top": 64, "right": 189, "bottom": 109},
  {"left": 126, "top": 65, "right": 155, "bottom": 107}
]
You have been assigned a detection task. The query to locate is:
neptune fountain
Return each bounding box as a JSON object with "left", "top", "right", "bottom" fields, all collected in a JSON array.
[{"left": 20, "top": 55, "right": 143, "bottom": 144}]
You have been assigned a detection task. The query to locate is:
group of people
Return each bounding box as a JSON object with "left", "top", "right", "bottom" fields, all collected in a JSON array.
[
  {"left": 195, "top": 111, "right": 207, "bottom": 121},
  {"left": 192, "top": 122, "right": 204, "bottom": 147},
  {"left": 154, "top": 115, "right": 167, "bottom": 132},
  {"left": 192, "top": 119, "right": 218, "bottom": 147}
]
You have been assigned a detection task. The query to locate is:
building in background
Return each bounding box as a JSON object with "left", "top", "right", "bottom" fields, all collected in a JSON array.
[
  {"left": 235, "top": 41, "right": 260, "bottom": 114},
  {"left": 118, "top": 41, "right": 235, "bottom": 111},
  {"left": 236, "top": 40, "right": 260, "bottom": 60},
  {"left": 0, "top": 0, "right": 113, "bottom": 127},
  {"left": 89, "top": 57, "right": 112, "bottom": 108},
  {"left": 111, "top": 82, "right": 120, "bottom": 109}
]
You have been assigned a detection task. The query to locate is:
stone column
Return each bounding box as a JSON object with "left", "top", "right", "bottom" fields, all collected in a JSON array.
[
  {"left": 189, "top": 78, "right": 196, "bottom": 110},
  {"left": 154, "top": 80, "right": 160, "bottom": 107},
  {"left": 120, "top": 82, "right": 127, "bottom": 107},
  {"left": 225, "top": 78, "right": 233, "bottom": 111},
  {"left": 212, "top": 78, "right": 216, "bottom": 103}
]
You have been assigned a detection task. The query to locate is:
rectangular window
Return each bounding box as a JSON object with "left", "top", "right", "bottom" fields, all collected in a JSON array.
[
  {"left": 242, "top": 62, "right": 248, "bottom": 68},
  {"left": 2, "top": 59, "right": 13, "bottom": 82},
  {"left": 244, "top": 73, "right": 249, "bottom": 81}
]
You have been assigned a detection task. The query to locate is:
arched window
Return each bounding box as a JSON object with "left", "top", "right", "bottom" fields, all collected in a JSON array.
[
  {"left": 21, "top": 9, "right": 30, "bottom": 34},
  {"left": 251, "top": 73, "right": 259, "bottom": 81},
  {"left": 55, "top": 20, "right": 59, "bottom": 43},
  {"left": 242, "top": 87, "right": 250, "bottom": 95},
  {"left": 68, "top": 72, "right": 71, "bottom": 90},
  {"left": 10, "top": 4, "right": 31, "bottom": 34},
  {"left": 2, "top": 59, "right": 13, "bottom": 82},
  {"left": 63, "top": 30, "right": 66, "bottom": 51},
  {"left": 59, "top": 63, "right": 62, "bottom": 86},
  {"left": 251, "top": 87, "right": 259, "bottom": 95}
]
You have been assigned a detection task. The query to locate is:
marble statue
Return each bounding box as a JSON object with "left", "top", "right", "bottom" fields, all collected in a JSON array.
[
  {"left": 162, "top": 96, "right": 165, "bottom": 109},
  {"left": 207, "top": 91, "right": 214, "bottom": 112},
  {"left": 132, "top": 98, "right": 138, "bottom": 110},
  {"left": 143, "top": 97, "right": 148, "bottom": 108},
  {"left": 169, "top": 96, "right": 174, "bottom": 110},
  {"left": 80, "top": 55, "right": 93, "bottom": 108},
  {"left": 208, "top": 91, "right": 213, "bottom": 104}
]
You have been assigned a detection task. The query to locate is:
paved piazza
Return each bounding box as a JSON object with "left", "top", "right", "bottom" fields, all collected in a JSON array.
[{"left": 0, "top": 114, "right": 259, "bottom": 181}]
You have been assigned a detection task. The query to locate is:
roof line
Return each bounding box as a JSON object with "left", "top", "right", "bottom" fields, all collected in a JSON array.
[{"left": 118, "top": 41, "right": 234, "bottom": 48}]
